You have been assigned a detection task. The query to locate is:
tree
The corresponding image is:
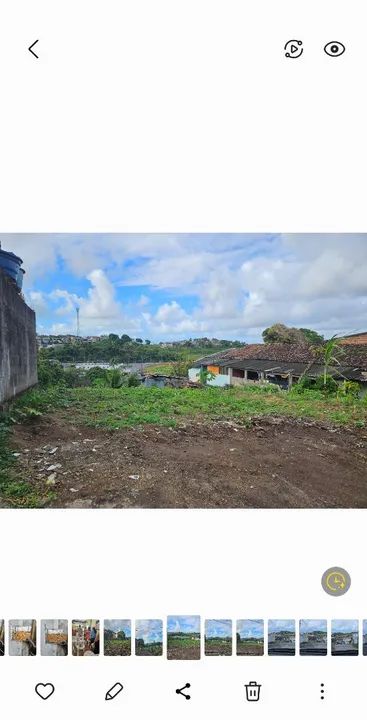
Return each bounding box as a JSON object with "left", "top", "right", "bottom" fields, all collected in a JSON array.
[
  {"left": 135, "top": 338, "right": 143, "bottom": 344},
  {"left": 108, "top": 333, "right": 119, "bottom": 342},
  {"left": 145, "top": 339, "right": 151, "bottom": 345},
  {"left": 120, "top": 334, "right": 132, "bottom": 344},
  {"left": 314, "top": 335, "right": 344, "bottom": 386},
  {"left": 262, "top": 323, "right": 324, "bottom": 345},
  {"left": 262, "top": 324, "right": 301, "bottom": 344},
  {"left": 299, "top": 328, "right": 324, "bottom": 345}
]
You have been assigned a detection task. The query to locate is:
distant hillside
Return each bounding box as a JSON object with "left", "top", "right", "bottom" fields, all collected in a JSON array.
[{"left": 39, "top": 336, "right": 245, "bottom": 364}]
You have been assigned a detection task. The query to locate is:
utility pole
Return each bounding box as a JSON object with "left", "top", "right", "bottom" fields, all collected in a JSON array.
[{"left": 76, "top": 306, "right": 80, "bottom": 337}]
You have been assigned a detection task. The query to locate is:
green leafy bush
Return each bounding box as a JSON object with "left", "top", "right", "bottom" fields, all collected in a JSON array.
[
  {"left": 314, "top": 375, "right": 338, "bottom": 395},
  {"left": 109, "top": 369, "right": 123, "bottom": 388},
  {"left": 37, "top": 359, "right": 65, "bottom": 387},
  {"left": 338, "top": 380, "right": 360, "bottom": 398},
  {"left": 86, "top": 367, "right": 109, "bottom": 385},
  {"left": 63, "top": 366, "right": 90, "bottom": 387},
  {"left": 127, "top": 372, "right": 141, "bottom": 387}
]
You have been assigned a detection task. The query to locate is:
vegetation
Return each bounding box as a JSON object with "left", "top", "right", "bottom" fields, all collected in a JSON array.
[
  {"left": 1, "top": 355, "right": 366, "bottom": 508},
  {"left": 205, "top": 637, "right": 232, "bottom": 656},
  {"left": 167, "top": 633, "right": 201, "bottom": 659},
  {"left": 10, "top": 378, "right": 363, "bottom": 431},
  {"left": 135, "top": 640, "right": 162, "bottom": 656},
  {"left": 39, "top": 336, "right": 244, "bottom": 364},
  {"left": 0, "top": 418, "right": 56, "bottom": 507},
  {"left": 104, "top": 634, "right": 131, "bottom": 656},
  {"left": 312, "top": 334, "right": 344, "bottom": 385},
  {"left": 262, "top": 323, "right": 324, "bottom": 345}
]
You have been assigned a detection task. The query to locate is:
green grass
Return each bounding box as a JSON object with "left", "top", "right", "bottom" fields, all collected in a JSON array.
[
  {"left": 0, "top": 387, "right": 68, "bottom": 508},
  {"left": 0, "top": 420, "right": 55, "bottom": 507},
  {"left": 104, "top": 638, "right": 131, "bottom": 656},
  {"left": 54, "top": 384, "right": 367, "bottom": 429}
]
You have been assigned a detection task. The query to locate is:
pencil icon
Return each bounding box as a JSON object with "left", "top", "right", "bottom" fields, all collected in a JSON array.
[{"left": 105, "top": 682, "right": 124, "bottom": 701}]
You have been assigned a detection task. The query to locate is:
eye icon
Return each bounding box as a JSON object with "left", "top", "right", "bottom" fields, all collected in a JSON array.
[{"left": 324, "top": 41, "right": 345, "bottom": 57}]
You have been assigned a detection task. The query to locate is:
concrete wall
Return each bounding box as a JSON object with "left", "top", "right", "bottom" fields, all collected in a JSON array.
[
  {"left": 0, "top": 269, "right": 37, "bottom": 404},
  {"left": 207, "top": 373, "right": 230, "bottom": 387},
  {"left": 188, "top": 368, "right": 200, "bottom": 383}
]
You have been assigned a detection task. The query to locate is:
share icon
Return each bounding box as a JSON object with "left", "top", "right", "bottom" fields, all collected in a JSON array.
[{"left": 176, "top": 683, "right": 191, "bottom": 700}]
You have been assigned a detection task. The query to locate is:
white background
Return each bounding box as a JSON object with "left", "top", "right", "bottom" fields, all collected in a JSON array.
[{"left": 1, "top": 0, "right": 367, "bottom": 717}]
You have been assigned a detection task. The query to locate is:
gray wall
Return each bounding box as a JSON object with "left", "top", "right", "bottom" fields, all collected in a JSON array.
[{"left": 0, "top": 269, "right": 37, "bottom": 404}]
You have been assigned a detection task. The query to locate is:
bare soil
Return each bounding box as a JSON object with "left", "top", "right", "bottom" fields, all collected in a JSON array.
[{"left": 5, "top": 415, "right": 367, "bottom": 508}]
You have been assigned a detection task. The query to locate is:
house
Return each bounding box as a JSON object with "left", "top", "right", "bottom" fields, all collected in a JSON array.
[
  {"left": 189, "top": 342, "right": 367, "bottom": 392},
  {"left": 340, "top": 331, "right": 367, "bottom": 345}
]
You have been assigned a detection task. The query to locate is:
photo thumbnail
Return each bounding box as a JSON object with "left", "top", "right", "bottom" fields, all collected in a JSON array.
[
  {"left": 104, "top": 620, "right": 131, "bottom": 656},
  {"left": 299, "top": 620, "right": 327, "bottom": 656},
  {"left": 205, "top": 619, "right": 232, "bottom": 656},
  {"left": 268, "top": 620, "right": 296, "bottom": 656},
  {"left": 0, "top": 620, "right": 4, "bottom": 656},
  {"left": 236, "top": 619, "right": 264, "bottom": 656},
  {"left": 9, "top": 620, "right": 37, "bottom": 656},
  {"left": 0, "top": 234, "right": 366, "bottom": 509},
  {"left": 135, "top": 620, "right": 163, "bottom": 657},
  {"left": 72, "top": 620, "right": 100, "bottom": 656},
  {"left": 331, "top": 620, "right": 359, "bottom": 656},
  {"left": 41, "top": 619, "right": 68, "bottom": 656},
  {"left": 167, "top": 616, "right": 201, "bottom": 660}
]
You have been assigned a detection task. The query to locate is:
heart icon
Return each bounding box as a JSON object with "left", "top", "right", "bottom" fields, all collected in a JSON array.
[{"left": 35, "top": 683, "right": 55, "bottom": 700}]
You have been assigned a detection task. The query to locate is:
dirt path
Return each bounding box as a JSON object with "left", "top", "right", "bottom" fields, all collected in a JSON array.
[{"left": 4, "top": 415, "right": 367, "bottom": 508}]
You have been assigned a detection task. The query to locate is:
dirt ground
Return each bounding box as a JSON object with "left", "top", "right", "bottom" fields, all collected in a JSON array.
[{"left": 4, "top": 415, "right": 367, "bottom": 508}]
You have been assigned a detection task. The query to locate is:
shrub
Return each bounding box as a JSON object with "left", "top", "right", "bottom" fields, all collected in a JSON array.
[
  {"left": 37, "top": 359, "right": 65, "bottom": 387},
  {"left": 109, "top": 369, "right": 123, "bottom": 388},
  {"left": 86, "top": 367, "right": 109, "bottom": 385},
  {"left": 127, "top": 372, "right": 141, "bottom": 387},
  {"left": 172, "top": 360, "right": 192, "bottom": 377},
  {"left": 292, "top": 374, "right": 338, "bottom": 396},
  {"left": 338, "top": 380, "right": 360, "bottom": 399},
  {"left": 314, "top": 375, "right": 338, "bottom": 395},
  {"left": 63, "top": 366, "right": 89, "bottom": 388}
]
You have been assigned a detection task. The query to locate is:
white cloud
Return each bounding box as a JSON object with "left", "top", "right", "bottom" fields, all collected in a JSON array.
[
  {"left": 49, "top": 270, "right": 142, "bottom": 335},
  {"left": 2, "top": 233, "right": 367, "bottom": 339},
  {"left": 27, "top": 290, "right": 48, "bottom": 313}
]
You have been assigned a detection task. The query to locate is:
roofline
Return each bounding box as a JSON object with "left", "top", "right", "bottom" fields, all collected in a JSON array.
[{"left": 340, "top": 331, "right": 367, "bottom": 339}]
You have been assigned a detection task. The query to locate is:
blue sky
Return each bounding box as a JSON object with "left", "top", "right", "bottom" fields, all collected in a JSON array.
[
  {"left": 1, "top": 233, "right": 366, "bottom": 341},
  {"left": 167, "top": 615, "right": 201, "bottom": 634},
  {"left": 268, "top": 620, "right": 295, "bottom": 634},
  {"left": 237, "top": 620, "right": 264, "bottom": 639},
  {"left": 299, "top": 620, "right": 327, "bottom": 635},
  {"left": 205, "top": 619, "right": 232, "bottom": 639},
  {"left": 331, "top": 620, "right": 359, "bottom": 634},
  {"left": 135, "top": 619, "right": 162, "bottom": 644},
  {"left": 104, "top": 619, "right": 131, "bottom": 637}
]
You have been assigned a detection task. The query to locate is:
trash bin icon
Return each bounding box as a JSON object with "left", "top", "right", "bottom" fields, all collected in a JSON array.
[{"left": 245, "top": 681, "right": 261, "bottom": 702}]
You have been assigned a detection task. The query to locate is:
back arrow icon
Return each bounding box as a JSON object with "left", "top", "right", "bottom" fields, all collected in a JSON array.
[{"left": 28, "top": 40, "right": 39, "bottom": 58}]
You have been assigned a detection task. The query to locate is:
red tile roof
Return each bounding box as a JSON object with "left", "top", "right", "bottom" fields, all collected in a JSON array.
[{"left": 196, "top": 342, "right": 367, "bottom": 370}]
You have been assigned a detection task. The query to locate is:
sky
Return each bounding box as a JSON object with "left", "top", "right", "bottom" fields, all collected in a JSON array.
[
  {"left": 268, "top": 620, "right": 295, "bottom": 634},
  {"left": 104, "top": 619, "right": 131, "bottom": 637},
  {"left": 237, "top": 620, "right": 264, "bottom": 639},
  {"left": 1, "top": 233, "right": 366, "bottom": 341},
  {"left": 331, "top": 620, "right": 359, "bottom": 634},
  {"left": 135, "top": 619, "right": 162, "bottom": 644},
  {"left": 205, "top": 619, "right": 232, "bottom": 639},
  {"left": 299, "top": 620, "right": 327, "bottom": 634},
  {"left": 167, "top": 615, "right": 201, "bottom": 634}
]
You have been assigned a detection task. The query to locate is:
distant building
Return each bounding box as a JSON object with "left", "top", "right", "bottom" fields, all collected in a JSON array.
[
  {"left": 189, "top": 342, "right": 367, "bottom": 392},
  {"left": 340, "top": 331, "right": 367, "bottom": 345}
]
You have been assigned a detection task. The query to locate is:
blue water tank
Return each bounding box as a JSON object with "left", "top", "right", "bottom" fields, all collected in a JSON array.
[{"left": 0, "top": 249, "right": 24, "bottom": 291}]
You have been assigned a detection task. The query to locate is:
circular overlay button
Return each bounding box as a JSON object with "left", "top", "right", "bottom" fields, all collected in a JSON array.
[{"left": 321, "top": 567, "right": 351, "bottom": 596}]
